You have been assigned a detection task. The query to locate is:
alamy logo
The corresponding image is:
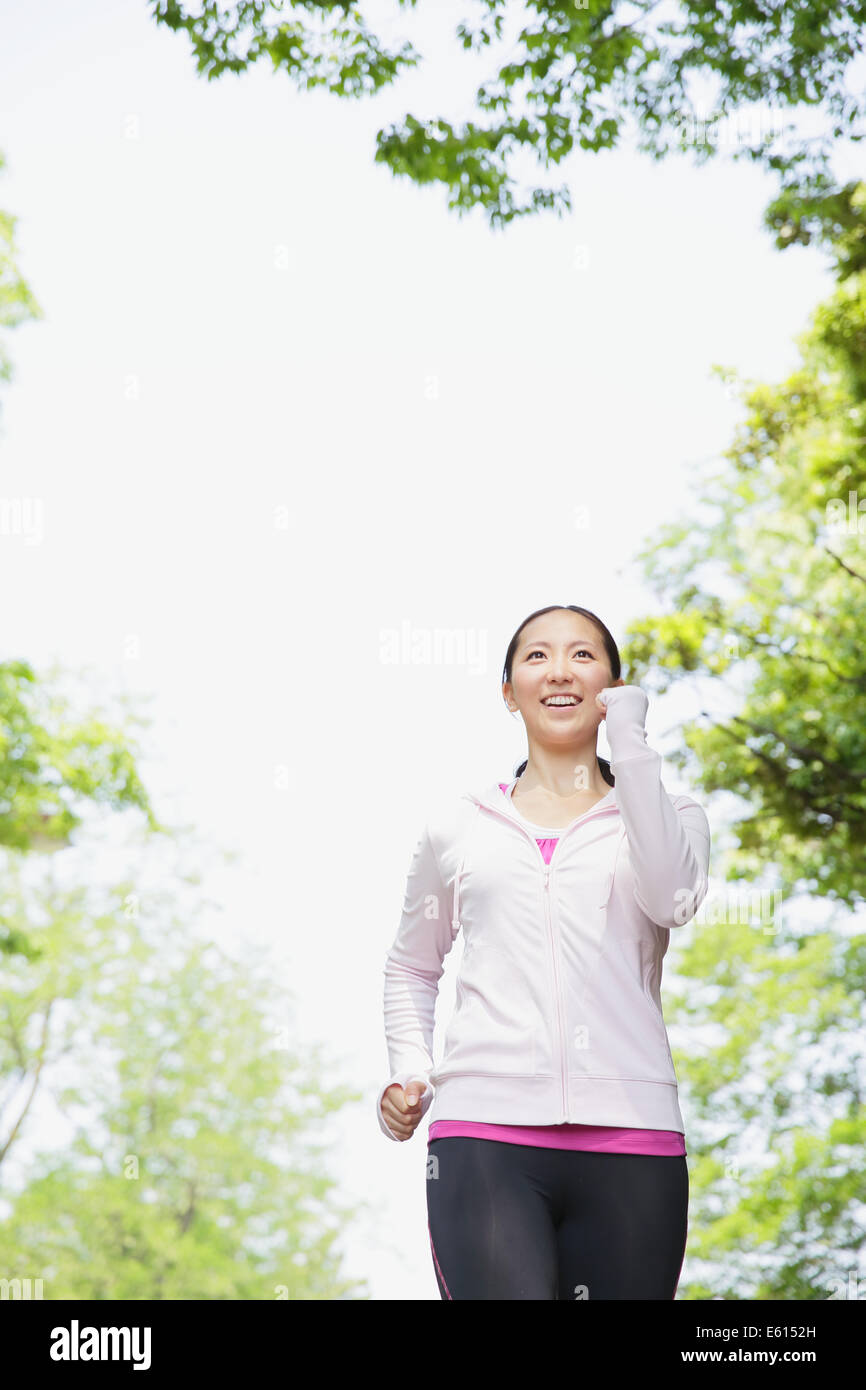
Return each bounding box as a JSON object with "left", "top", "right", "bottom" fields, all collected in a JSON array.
[
  {"left": 49, "top": 1320, "right": 152, "bottom": 1371},
  {"left": 0, "top": 1277, "right": 43, "bottom": 1299}
]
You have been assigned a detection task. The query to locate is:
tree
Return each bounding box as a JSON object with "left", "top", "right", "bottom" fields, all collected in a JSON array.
[
  {"left": 0, "top": 660, "right": 165, "bottom": 956},
  {"left": 623, "top": 194, "right": 866, "bottom": 912},
  {"left": 0, "top": 854, "right": 368, "bottom": 1298},
  {"left": 149, "top": 0, "right": 866, "bottom": 250},
  {"left": 615, "top": 199, "right": 866, "bottom": 1298},
  {"left": 662, "top": 917, "right": 865, "bottom": 1300}
]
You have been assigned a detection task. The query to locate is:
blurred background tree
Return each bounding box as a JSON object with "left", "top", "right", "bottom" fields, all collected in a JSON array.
[
  {"left": 0, "top": 659, "right": 163, "bottom": 866},
  {"left": 0, "top": 851, "right": 369, "bottom": 1298},
  {"left": 618, "top": 193, "right": 866, "bottom": 1299}
]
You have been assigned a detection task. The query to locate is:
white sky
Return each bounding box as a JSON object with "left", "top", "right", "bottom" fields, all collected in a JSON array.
[{"left": 0, "top": 0, "right": 856, "bottom": 1300}]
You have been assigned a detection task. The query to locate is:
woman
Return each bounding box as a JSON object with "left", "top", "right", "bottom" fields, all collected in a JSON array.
[{"left": 376, "top": 604, "right": 711, "bottom": 1300}]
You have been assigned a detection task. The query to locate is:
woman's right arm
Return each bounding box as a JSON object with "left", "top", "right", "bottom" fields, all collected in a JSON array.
[{"left": 376, "top": 820, "right": 456, "bottom": 1142}]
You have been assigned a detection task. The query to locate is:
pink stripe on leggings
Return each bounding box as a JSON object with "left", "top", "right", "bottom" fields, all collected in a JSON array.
[{"left": 428, "top": 1221, "right": 452, "bottom": 1299}]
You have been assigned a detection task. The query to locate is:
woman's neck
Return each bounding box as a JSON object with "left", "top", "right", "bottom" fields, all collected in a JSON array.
[{"left": 517, "top": 757, "right": 609, "bottom": 801}]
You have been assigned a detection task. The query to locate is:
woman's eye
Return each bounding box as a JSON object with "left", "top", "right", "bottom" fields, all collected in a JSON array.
[{"left": 528, "top": 650, "right": 592, "bottom": 659}]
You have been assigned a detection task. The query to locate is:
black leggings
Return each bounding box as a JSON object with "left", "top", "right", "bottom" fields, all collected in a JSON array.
[{"left": 425, "top": 1136, "right": 689, "bottom": 1300}]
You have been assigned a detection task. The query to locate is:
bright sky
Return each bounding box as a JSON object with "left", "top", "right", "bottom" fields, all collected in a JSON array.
[{"left": 0, "top": 0, "right": 853, "bottom": 1300}]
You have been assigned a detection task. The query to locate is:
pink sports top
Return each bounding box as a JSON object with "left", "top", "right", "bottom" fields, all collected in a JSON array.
[{"left": 426, "top": 781, "right": 686, "bottom": 1156}]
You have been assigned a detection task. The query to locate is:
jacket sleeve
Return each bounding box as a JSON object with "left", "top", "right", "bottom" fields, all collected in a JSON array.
[
  {"left": 610, "top": 745, "right": 711, "bottom": 930},
  {"left": 376, "top": 820, "right": 457, "bottom": 1141}
]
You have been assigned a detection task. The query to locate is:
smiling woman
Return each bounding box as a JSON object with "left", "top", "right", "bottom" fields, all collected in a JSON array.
[
  {"left": 502, "top": 604, "right": 625, "bottom": 808},
  {"left": 377, "top": 601, "right": 711, "bottom": 1300}
]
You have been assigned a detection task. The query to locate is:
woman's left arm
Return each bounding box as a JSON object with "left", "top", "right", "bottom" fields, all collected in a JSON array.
[{"left": 596, "top": 685, "right": 711, "bottom": 930}]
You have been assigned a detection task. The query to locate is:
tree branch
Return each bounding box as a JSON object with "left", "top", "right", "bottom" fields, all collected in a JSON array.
[
  {"left": 725, "top": 712, "right": 864, "bottom": 787},
  {"left": 0, "top": 998, "right": 55, "bottom": 1170},
  {"left": 821, "top": 544, "right": 866, "bottom": 584},
  {"left": 705, "top": 718, "right": 863, "bottom": 822},
  {"left": 717, "top": 618, "right": 861, "bottom": 685},
  {"left": 178, "top": 1179, "right": 197, "bottom": 1235}
]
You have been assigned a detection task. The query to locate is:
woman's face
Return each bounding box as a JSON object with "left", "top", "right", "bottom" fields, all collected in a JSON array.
[{"left": 503, "top": 611, "right": 623, "bottom": 737}]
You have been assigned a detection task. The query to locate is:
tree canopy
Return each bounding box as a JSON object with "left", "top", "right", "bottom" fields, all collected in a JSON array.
[
  {"left": 149, "top": 0, "right": 866, "bottom": 250},
  {"left": 0, "top": 662, "right": 163, "bottom": 861},
  {"left": 616, "top": 192, "right": 866, "bottom": 1298},
  {"left": 622, "top": 194, "right": 866, "bottom": 911}
]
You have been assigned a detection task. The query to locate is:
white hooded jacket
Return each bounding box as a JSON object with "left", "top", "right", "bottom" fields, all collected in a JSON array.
[{"left": 376, "top": 690, "right": 712, "bottom": 1142}]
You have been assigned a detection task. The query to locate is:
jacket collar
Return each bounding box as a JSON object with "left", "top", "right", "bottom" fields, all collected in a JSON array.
[
  {"left": 449, "top": 781, "right": 623, "bottom": 934},
  {"left": 464, "top": 780, "right": 619, "bottom": 821}
]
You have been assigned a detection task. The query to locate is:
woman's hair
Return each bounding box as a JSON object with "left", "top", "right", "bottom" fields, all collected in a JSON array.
[{"left": 501, "top": 604, "right": 622, "bottom": 786}]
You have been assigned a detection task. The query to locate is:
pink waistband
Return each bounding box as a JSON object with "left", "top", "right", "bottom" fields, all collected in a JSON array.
[{"left": 428, "top": 1120, "right": 686, "bottom": 1155}]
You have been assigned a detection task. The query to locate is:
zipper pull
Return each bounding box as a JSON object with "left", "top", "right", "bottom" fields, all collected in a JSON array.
[{"left": 542, "top": 865, "right": 550, "bottom": 890}]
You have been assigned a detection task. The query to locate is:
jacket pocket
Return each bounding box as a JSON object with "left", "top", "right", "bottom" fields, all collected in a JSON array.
[
  {"left": 567, "top": 984, "right": 674, "bottom": 1083},
  {"left": 436, "top": 943, "right": 553, "bottom": 1077}
]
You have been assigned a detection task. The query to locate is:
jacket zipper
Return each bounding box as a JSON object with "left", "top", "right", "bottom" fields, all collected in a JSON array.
[
  {"left": 541, "top": 862, "right": 568, "bottom": 1121},
  {"left": 470, "top": 797, "right": 620, "bottom": 1125}
]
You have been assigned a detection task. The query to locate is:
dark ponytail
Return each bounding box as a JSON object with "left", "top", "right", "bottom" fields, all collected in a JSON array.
[
  {"left": 502, "top": 604, "right": 622, "bottom": 787},
  {"left": 512, "top": 754, "right": 615, "bottom": 787}
]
